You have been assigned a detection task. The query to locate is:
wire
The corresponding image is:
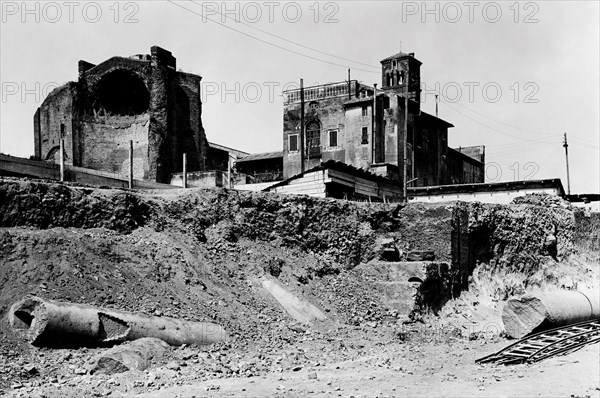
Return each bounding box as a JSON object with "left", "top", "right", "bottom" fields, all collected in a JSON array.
[
  {"left": 449, "top": 100, "right": 553, "bottom": 138},
  {"left": 536, "top": 146, "right": 563, "bottom": 170},
  {"left": 168, "top": 1, "right": 382, "bottom": 74},
  {"left": 440, "top": 100, "right": 557, "bottom": 144},
  {"left": 486, "top": 143, "right": 555, "bottom": 155},
  {"left": 424, "top": 83, "right": 599, "bottom": 148},
  {"left": 187, "top": 0, "right": 381, "bottom": 72},
  {"left": 168, "top": 5, "right": 597, "bottom": 150}
]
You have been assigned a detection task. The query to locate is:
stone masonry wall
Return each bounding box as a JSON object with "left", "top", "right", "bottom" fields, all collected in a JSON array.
[
  {"left": 34, "top": 84, "right": 77, "bottom": 163},
  {"left": 80, "top": 115, "right": 150, "bottom": 179}
]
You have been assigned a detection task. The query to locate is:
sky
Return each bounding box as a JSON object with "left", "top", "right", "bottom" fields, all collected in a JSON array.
[{"left": 1, "top": 0, "right": 599, "bottom": 195}]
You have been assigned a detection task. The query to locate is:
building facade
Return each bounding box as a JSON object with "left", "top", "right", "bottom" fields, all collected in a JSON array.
[
  {"left": 282, "top": 52, "right": 484, "bottom": 188},
  {"left": 34, "top": 46, "right": 209, "bottom": 183}
]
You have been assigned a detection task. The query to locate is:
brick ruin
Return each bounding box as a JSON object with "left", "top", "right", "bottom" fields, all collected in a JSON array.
[{"left": 33, "top": 46, "right": 209, "bottom": 183}]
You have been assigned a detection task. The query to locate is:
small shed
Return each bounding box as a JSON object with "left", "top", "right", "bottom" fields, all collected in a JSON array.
[{"left": 264, "top": 160, "right": 402, "bottom": 202}]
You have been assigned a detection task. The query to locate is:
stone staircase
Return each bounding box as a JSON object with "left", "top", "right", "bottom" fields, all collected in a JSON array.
[{"left": 356, "top": 260, "right": 433, "bottom": 316}]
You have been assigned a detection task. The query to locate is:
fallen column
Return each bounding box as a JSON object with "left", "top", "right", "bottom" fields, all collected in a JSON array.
[
  {"left": 502, "top": 290, "right": 600, "bottom": 338},
  {"left": 90, "top": 337, "right": 169, "bottom": 375},
  {"left": 8, "top": 296, "right": 228, "bottom": 348}
]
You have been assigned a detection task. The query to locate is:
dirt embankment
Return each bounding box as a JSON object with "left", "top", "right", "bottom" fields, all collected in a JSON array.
[{"left": 0, "top": 180, "right": 597, "bottom": 397}]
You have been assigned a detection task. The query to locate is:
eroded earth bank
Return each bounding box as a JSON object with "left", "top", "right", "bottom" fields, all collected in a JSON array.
[{"left": 0, "top": 179, "right": 598, "bottom": 397}]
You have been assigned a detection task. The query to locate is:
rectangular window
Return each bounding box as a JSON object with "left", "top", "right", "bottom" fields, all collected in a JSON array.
[
  {"left": 307, "top": 129, "right": 320, "bottom": 148},
  {"left": 329, "top": 130, "right": 338, "bottom": 147},
  {"left": 289, "top": 134, "right": 298, "bottom": 152},
  {"left": 362, "top": 106, "right": 368, "bottom": 117},
  {"left": 361, "top": 127, "right": 368, "bottom": 144}
]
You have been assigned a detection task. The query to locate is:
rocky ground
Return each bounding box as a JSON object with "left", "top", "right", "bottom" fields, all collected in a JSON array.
[{"left": 0, "top": 178, "right": 598, "bottom": 397}]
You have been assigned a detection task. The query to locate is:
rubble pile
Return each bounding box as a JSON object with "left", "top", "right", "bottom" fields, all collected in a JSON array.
[
  {"left": 0, "top": 180, "right": 597, "bottom": 397},
  {"left": 0, "top": 181, "right": 148, "bottom": 232},
  {"left": 511, "top": 193, "right": 573, "bottom": 208}
]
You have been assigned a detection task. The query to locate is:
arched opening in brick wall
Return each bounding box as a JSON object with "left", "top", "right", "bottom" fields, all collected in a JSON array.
[{"left": 93, "top": 70, "right": 149, "bottom": 116}]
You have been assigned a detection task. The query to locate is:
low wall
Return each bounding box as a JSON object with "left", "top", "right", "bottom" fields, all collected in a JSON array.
[
  {"left": 170, "top": 171, "right": 224, "bottom": 188},
  {"left": 0, "top": 154, "right": 175, "bottom": 190},
  {"left": 410, "top": 187, "right": 562, "bottom": 205}
]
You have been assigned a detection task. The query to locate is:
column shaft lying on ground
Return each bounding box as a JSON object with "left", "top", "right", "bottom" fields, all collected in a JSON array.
[
  {"left": 8, "top": 296, "right": 227, "bottom": 347},
  {"left": 502, "top": 290, "right": 600, "bottom": 338}
]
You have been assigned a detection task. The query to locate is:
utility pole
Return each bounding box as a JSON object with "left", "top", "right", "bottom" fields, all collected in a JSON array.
[
  {"left": 563, "top": 132, "right": 571, "bottom": 195},
  {"left": 227, "top": 154, "right": 235, "bottom": 189},
  {"left": 59, "top": 139, "right": 65, "bottom": 182},
  {"left": 182, "top": 153, "right": 187, "bottom": 189},
  {"left": 372, "top": 84, "right": 377, "bottom": 163},
  {"left": 128, "top": 140, "right": 133, "bottom": 189},
  {"left": 348, "top": 69, "right": 351, "bottom": 100},
  {"left": 300, "top": 78, "right": 305, "bottom": 173},
  {"left": 403, "top": 61, "right": 410, "bottom": 202}
]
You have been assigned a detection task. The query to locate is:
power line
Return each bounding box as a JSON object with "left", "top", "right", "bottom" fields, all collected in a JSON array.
[
  {"left": 168, "top": 1, "right": 381, "bottom": 74},
  {"left": 440, "top": 99, "right": 557, "bottom": 144},
  {"left": 187, "top": 0, "right": 381, "bottom": 72},
  {"left": 568, "top": 136, "right": 600, "bottom": 147},
  {"left": 537, "top": 146, "right": 563, "bottom": 171},
  {"left": 449, "top": 100, "right": 553, "bottom": 138},
  {"left": 486, "top": 142, "right": 555, "bottom": 155},
  {"left": 424, "top": 83, "right": 599, "bottom": 148},
  {"left": 171, "top": 4, "right": 596, "bottom": 151}
]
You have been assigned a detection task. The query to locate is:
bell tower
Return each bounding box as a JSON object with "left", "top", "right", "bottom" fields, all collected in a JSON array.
[{"left": 380, "top": 51, "right": 422, "bottom": 104}]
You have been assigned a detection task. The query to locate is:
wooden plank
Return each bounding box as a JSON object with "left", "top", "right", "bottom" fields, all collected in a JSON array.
[
  {"left": 277, "top": 188, "right": 326, "bottom": 197},
  {"left": 355, "top": 176, "right": 378, "bottom": 189},
  {"left": 288, "top": 171, "right": 324, "bottom": 185},
  {"left": 327, "top": 168, "right": 383, "bottom": 197},
  {"left": 278, "top": 186, "right": 325, "bottom": 194},
  {"left": 275, "top": 183, "right": 325, "bottom": 194},
  {"left": 355, "top": 182, "right": 379, "bottom": 196},
  {"left": 275, "top": 180, "right": 326, "bottom": 191},
  {"left": 328, "top": 176, "right": 355, "bottom": 189}
]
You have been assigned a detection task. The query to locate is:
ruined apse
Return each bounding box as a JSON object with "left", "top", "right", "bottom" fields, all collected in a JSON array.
[{"left": 33, "top": 46, "right": 209, "bottom": 183}]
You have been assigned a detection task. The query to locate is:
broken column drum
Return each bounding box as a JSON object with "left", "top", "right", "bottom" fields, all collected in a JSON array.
[
  {"left": 8, "top": 296, "right": 228, "bottom": 348},
  {"left": 502, "top": 290, "right": 600, "bottom": 339}
]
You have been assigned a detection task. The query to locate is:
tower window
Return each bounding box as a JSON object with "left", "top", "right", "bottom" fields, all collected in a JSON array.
[
  {"left": 329, "top": 130, "right": 338, "bottom": 147},
  {"left": 361, "top": 127, "right": 368, "bottom": 145},
  {"left": 289, "top": 134, "right": 298, "bottom": 152}
]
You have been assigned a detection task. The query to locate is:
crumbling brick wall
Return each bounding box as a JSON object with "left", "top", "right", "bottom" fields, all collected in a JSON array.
[
  {"left": 33, "top": 46, "right": 209, "bottom": 183},
  {"left": 34, "top": 84, "right": 77, "bottom": 164}
]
